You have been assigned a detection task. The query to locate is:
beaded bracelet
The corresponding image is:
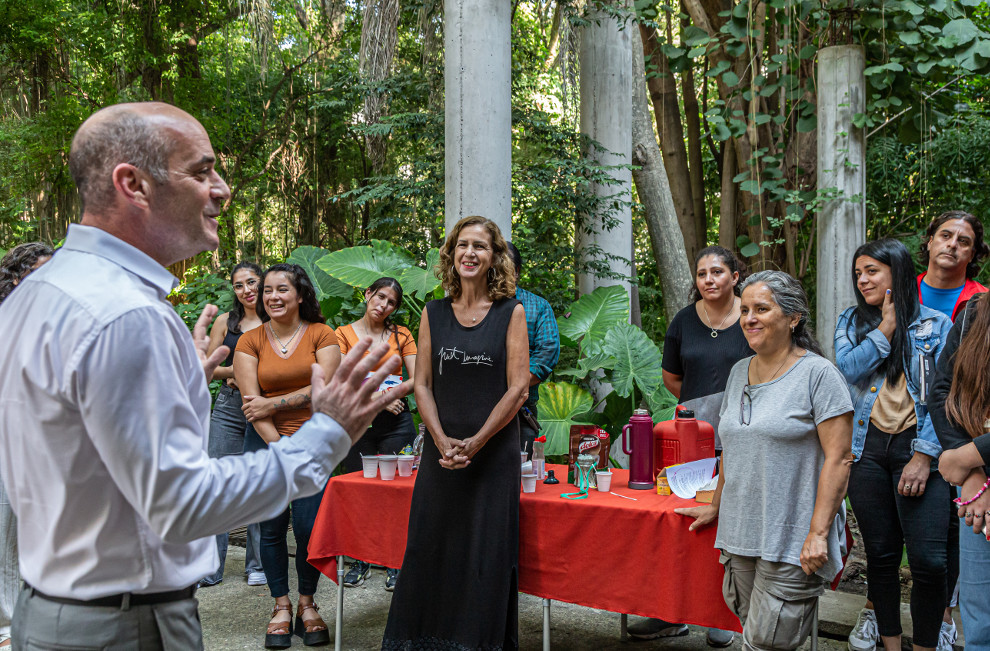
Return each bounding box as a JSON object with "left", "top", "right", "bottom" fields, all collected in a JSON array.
[{"left": 954, "top": 475, "right": 990, "bottom": 506}]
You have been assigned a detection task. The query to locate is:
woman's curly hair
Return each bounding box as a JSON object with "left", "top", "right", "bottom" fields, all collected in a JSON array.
[
  {"left": 437, "top": 216, "right": 516, "bottom": 301},
  {"left": 0, "top": 242, "right": 54, "bottom": 305}
]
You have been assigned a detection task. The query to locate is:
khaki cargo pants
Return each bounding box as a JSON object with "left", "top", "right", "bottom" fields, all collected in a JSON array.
[{"left": 720, "top": 552, "right": 825, "bottom": 650}]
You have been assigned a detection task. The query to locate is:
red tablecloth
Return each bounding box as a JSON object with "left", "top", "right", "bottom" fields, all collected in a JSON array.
[{"left": 309, "top": 464, "right": 740, "bottom": 632}]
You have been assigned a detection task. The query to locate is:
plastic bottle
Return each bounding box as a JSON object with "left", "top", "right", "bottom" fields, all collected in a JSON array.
[{"left": 532, "top": 436, "right": 546, "bottom": 480}]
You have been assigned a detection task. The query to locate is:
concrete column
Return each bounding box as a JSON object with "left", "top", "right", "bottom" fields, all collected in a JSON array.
[
  {"left": 576, "top": 5, "right": 633, "bottom": 297},
  {"left": 816, "top": 45, "right": 865, "bottom": 360},
  {"left": 444, "top": 0, "right": 512, "bottom": 239}
]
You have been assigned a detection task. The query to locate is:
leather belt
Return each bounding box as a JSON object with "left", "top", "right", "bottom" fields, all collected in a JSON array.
[{"left": 25, "top": 582, "right": 196, "bottom": 609}]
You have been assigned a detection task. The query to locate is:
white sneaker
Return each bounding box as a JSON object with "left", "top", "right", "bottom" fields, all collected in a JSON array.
[
  {"left": 937, "top": 620, "right": 958, "bottom": 651},
  {"left": 246, "top": 571, "right": 267, "bottom": 586},
  {"left": 848, "top": 608, "right": 878, "bottom": 651}
]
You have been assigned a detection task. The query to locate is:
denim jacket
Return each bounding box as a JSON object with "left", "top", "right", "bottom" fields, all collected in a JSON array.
[{"left": 833, "top": 304, "right": 952, "bottom": 461}]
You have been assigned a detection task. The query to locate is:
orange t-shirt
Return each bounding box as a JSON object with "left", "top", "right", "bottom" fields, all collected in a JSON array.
[
  {"left": 335, "top": 324, "right": 417, "bottom": 377},
  {"left": 236, "top": 322, "right": 338, "bottom": 436}
]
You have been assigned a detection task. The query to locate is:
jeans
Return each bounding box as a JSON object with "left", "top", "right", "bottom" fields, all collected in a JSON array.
[
  {"left": 201, "top": 385, "right": 263, "bottom": 586},
  {"left": 340, "top": 408, "right": 416, "bottom": 474},
  {"left": 957, "top": 487, "right": 990, "bottom": 651},
  {"left": 847, "top": 423, "right": 949, "bottom": 647},
  {"left": 244, "top": 424, "right": 326, "bottom": 598}
]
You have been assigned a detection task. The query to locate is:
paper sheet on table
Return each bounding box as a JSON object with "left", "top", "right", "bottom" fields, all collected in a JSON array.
[{"left": 666, "top": 457, "right": 718, "bottom": 499}]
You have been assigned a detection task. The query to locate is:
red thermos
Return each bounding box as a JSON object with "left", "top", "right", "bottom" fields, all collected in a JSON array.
[
  {"left": 621, "top": 409, "right": 655, "bottom": 490},
  {"left": 653, "top": 405, "right": 715, "bottom": 474}
]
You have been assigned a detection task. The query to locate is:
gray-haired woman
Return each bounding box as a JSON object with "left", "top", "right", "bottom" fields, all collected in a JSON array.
[
  {"left": 0, "top": 242, "right": 54, "bottom": 648},
  {"left": 677, "top": 271, "right": 854, "bottom": 650}
]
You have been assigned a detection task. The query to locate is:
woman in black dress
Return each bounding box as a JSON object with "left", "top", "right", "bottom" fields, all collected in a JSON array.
[{"left": 382, "top": 216, "right": 530, "bottom": 651}]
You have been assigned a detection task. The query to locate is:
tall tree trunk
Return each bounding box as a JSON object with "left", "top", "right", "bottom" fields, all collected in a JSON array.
[
  {"left": 639, "top": 24, "right": 698, "bottom": 262},
  {"left": 718, "top": 146, "right": 736, "bottom": 250},
  {"left": 360, "top": 0, "right": 401, "bottom": 175},
  {"left": 631, "top": 27, "right": 693, "bottom": 321},
  {"left": 682, "top": 62, "right": 707, "bottom": 247}
]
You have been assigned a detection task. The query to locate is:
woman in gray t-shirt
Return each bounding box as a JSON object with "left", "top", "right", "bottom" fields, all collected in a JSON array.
[{"left": 677, "top": 271, "right": 853, "bottom": 650}]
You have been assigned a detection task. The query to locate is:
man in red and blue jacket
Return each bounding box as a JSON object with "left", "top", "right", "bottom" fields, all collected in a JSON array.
[{"left": 916, "top": 210, "right": 988, "bottom": 323}]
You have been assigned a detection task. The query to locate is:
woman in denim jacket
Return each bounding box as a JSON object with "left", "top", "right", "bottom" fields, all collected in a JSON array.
[{"left": 835, "top": 239, "right": 953, "bottom": 651}]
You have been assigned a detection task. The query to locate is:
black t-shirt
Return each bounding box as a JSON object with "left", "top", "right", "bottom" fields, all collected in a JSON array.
[{"left": 661, "top": 302, "right": 753, "bottom": 403}]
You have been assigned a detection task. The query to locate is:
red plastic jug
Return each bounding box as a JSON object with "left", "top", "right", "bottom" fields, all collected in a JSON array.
[
  {"left": 621, "top": 409, "right": 655, "bottom": 490},
  {"left": 653, "top": 405, "right": 715, "bottom": 474}
]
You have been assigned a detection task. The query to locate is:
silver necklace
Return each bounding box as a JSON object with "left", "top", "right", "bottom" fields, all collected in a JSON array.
[
  {"left": 269, "top": 322, "right": 303, "bottom": 354},
  {"left": 701, "top": 299, "right": 734, "bottom": 338}
]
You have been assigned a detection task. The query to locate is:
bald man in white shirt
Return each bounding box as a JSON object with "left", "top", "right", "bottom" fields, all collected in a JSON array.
[{"left": 0, "top": 102, "right": 406, "bottom": 649}]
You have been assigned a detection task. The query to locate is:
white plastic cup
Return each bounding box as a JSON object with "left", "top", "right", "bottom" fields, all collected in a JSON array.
[
  {"left": 520, "top": 450, "right": 528, "bottom": 464},
  {"left": 596, "top": 470, "right": 613, "bottom": 492},
  {"left": 361, "top": 456, "right": 379, "bottom": 479},
  {"left": 521, "top": 473, "right": 538, "bottom": 494},
  {"left": 379, "top": 455, "right": 398, "bottom": 480},
  {"left": 397, "top": 455, "right": 415, "bottom": 477}
]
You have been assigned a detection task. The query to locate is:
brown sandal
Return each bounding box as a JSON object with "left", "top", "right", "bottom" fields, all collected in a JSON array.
[
  {"left": 295, "top": 602, "right": 330, "bottom": 646},
  {"left": 265, "top": 601, "right": 293, "bottom": 649}
]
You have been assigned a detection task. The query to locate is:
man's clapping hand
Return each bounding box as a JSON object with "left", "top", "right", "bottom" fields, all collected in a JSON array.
[{"left": 310, "top": 337, "right": 410, "bottom": 443}]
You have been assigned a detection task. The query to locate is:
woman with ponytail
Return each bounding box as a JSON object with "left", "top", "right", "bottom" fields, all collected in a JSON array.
[
  {"left": 336, "top": 277, "right": 417, "bottom": 591},
  {"left": 929, "top": 292, "right": 990, "bottom": 649},
  {"left": 835, "top": 238, "right": 953, "bottom": 651}
]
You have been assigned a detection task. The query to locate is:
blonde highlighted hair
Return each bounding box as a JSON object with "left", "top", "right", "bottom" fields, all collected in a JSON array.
[{"left": 436, "top": 216, "right": 516, "bottom": 300}]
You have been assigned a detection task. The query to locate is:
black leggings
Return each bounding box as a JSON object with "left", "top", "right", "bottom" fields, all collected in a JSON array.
[
  {"left": 847, "top": 423, "right": 949, "bottom": 647},
  {"left": 340, "top": 408, "right": 416, "bottom": 474}
]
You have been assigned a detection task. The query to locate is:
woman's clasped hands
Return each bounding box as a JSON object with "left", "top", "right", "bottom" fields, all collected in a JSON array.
[{"left": 438, "top": 436, "right": 482, "bottom": 470}]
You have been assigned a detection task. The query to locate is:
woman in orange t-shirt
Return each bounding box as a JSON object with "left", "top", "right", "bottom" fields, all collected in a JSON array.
[
  {"left": 234, "top": 263, "right": 340, "bottom": 649},
  {"left": 337, "top": 277, "right": 417, "bottom": 591}
]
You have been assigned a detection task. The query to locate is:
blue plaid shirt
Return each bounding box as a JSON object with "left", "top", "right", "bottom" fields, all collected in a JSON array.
[{"left": 515, "top": 286, "right": 560, "bottom": 405}]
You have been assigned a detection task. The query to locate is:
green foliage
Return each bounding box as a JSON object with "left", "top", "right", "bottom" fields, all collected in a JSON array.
[
  {"left": 537, "top": 381, "right": 594, "bottom": 455},
  {"left": 556, "top": 285, "right": 629, "bottom": 353},
  {"left": 602, "top": 322, "right": 664, "bottom": 399}
]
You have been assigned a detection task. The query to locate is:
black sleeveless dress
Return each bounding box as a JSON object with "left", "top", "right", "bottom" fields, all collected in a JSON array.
[{"left": 382, "top": 297, "right": 521, "bottom": 651}]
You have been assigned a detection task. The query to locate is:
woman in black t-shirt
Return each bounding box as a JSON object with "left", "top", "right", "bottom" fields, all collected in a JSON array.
[{"left": 661, "top": 245, "right": 752, "bottom": 443}]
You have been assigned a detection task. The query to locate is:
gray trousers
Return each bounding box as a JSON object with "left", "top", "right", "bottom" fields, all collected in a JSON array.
[
  {"left": 720, "top": 552, "right": 824, "bottom": 651},
  {"left": 0, "top": 478, "right": 18, "bottom": 643},
  {"left": 12, "top": 588, "right": 203, "bottom": 650}
]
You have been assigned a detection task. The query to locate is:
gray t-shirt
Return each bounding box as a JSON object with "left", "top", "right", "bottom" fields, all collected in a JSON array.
[{"left": 714, "top": 352, "right": 853, "bottom": 581}]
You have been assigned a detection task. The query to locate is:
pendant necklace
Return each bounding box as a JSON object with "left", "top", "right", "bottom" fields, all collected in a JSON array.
[
  {"left": 269, "top": 321, "right": 303, "bottom": 354},
  {"left": 702, "top": 299, "right": 734, "bottom": 338}
]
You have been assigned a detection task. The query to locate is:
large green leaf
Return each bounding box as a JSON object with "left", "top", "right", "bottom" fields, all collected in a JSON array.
[
  {"left": 397, "top": 248, "right": 441, "bottom": 299},
  {"left": 603, "top": 322, "right": 663, "bottom": 399},
  {"left": 557, "top": 285, "right": 628, "bottom": 354},
  {"left": 538, "top": 381, "right": 593, "bottom": 456},
  {"left": 646, "top": 383, "right": 679, "bottom": 423},
  {"left": 574, "top": 390, "right": 634, "bottom": 440},
  {"left": 317, "top": 240, "right": 415, "bottom": 289},
  {"left": 287, "top": 246, "right": 353, "bottom": 301}
]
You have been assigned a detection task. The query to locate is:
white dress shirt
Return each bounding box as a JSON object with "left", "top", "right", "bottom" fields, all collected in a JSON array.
[{"left": 0, "top": 224, "right": 350, "bottom": 599}]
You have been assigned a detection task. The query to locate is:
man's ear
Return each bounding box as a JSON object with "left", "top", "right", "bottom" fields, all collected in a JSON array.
[{"left": 111, "top": 163, "right": 152, "bottom": 209}]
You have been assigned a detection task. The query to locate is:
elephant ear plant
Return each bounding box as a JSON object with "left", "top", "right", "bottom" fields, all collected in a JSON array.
[{"left": 539, "top": 285, "right": 677, "bottom": 461}]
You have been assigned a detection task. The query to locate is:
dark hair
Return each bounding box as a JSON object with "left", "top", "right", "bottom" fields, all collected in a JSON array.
[
  {"left": 256, "top": 263, "right": 325, "bottom": 324},
  {"left": 226, "top": 261, "right": 263, "bottom": 335},
  {"left": 740, "top": 270, "right": 823, "bottom": 356},
  {"left": 0, "top": 242, "right": 55, "bottom": 305},
  {"left": 689, "top": 245, "right": 749, "bottom": 302},
  {"left": 506, "top": 241, "right": 522, "bottom": 276},
  {"left": 366, "top": 277, "right": 413, "bottom": 350},
  {"left": 919, "top": 210, "right": 988, "bottom": 279},
  {"left": 947, "top": 293, "right": 990, "bottom": 438},
  {"left": 847, "top": 239, "right": 920, "bottom": 384}
]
